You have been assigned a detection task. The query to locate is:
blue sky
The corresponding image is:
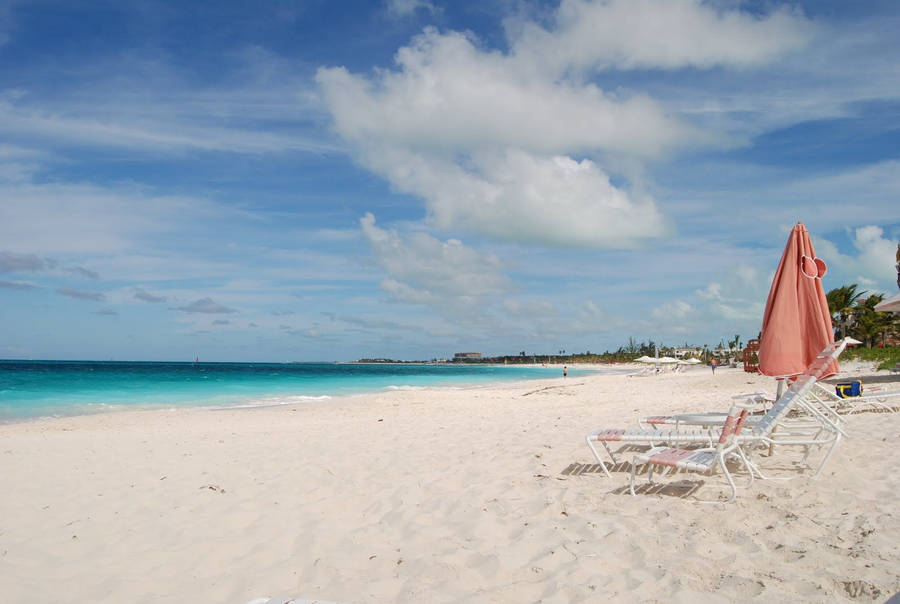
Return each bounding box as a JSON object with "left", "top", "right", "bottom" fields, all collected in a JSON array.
[{"left": 1, "top": 0, "right": 898, "bottom": 362}]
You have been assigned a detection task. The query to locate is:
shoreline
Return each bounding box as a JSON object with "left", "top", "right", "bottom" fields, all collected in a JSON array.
[
  {"left": 0, "top": 363, "right": 635, "bottom": 426},
  {"left": 2, "top": 365, "right": 897, "bottom": 602}
]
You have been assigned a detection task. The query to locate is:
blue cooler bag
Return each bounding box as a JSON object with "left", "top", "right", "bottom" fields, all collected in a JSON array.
[{"left": 835, "top": 380, "right": 863, "bottom": 398}]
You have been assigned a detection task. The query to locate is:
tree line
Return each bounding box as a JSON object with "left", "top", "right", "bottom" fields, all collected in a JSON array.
[{"left": 826, "top": 284, "right": 899, "bottom": 347}]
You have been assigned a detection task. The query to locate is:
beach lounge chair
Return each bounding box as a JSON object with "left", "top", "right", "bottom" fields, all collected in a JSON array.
[
  {"left": 815, "top": 382, "right": 900, "bottom": 414},
  {"left": 585, "top": 341, "right": 848, "bottom": 480},
  {"left": 630, "top": 398, "right": 755, "bottom": 503},
  {"left": 636, "top": 338, "right": 853, "bottom": 430}
]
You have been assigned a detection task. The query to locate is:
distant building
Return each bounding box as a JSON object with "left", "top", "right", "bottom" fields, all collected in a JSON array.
[
  {"left": 673, "top": 347, "right": 703, "bottom": 358},
  {"left": 454, "top": 352, "right": 482, "bottom": 360}
]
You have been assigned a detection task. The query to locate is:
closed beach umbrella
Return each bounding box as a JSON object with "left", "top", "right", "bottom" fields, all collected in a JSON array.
[
  {"left": 874, "top": 292, "right": 900, "bottom": 313},
  {"left": 758, "top": 222, "right": 838, "bottom": 378}
]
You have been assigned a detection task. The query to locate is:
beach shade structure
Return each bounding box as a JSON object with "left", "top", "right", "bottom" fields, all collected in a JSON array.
[
  {"left": 758, "top": 223, "right": 838, "bottom": 379},
  {"left": 635, "top": 356, "right": 657, "bottom": 363},
  {"left": 657, "top": 356, "right": 679, "bottom": 364},
  {"left": 875, "top": 292, "right": 900, "bottom": 313},
  {"left": 680, "top": 358, "right": 701, "bottom": 365}
]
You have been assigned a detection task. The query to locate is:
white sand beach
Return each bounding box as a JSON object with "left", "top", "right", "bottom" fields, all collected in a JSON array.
[{"left": 1, "top": 365, "right": 899, "bottom": 603}]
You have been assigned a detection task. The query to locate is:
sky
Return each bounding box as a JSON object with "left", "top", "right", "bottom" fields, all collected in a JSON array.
[{"left": 1, "top": 0, "right": 899, "bottom": 362}]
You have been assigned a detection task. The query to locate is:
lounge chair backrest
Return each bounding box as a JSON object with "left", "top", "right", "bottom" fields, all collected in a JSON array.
[
  {"left": 751, "top": 339, "right": 849, "bottom": 438},
  {"left": 752, "top": 375, "right": 815, "bottom": 436},
  {"left": 717, "top": 403, "right": 750, "bottom": 445},
  {"left": 803, "top": 340, "right": 845, "bottom": 380}
]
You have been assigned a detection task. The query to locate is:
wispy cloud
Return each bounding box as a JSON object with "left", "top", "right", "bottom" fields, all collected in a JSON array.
[
  {"left": 65, "top": 266, "right": 100, "bottom": 280},
  {"left": 0, "top": 250, "right": 45, "bottom": 272},
  {"left": 175, "top": 297, "right": 237, "bottom": 314},
  {"left": 57, "top": 286, "right": 105, "bottom": 301},
  {"left": 386, "top": 0, "right": 438, "bottom": 18},
  {"left": 0, "top": 279, "right": 38, "bottom": 290},
  {"left": 360, "top": 213, "right": 509, "bottom": 313},
  {"left": 134, "top": 288, "right": 167, "bottom": 303},
  {"left": 0, "top": 99, "right": 336, "bottom": 155}
]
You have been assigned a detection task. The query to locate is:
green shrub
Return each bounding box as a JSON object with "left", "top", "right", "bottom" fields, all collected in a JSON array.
[{"left": 841, "top": 346, "right": 900, "bottom": 370}]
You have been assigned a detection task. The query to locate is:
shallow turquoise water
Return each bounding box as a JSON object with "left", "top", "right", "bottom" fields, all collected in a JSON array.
[{"left": 0, "top": 360, "right": 625, "bottom": 422}]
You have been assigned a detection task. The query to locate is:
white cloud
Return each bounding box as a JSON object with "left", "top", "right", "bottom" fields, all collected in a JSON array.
[
  {"left": 318, "top": 1, "right": 813, "bottom": 248},
  {"left": 316, "top": 30, "right": 679, "bottom": 247},
  {"left": 361, "top": 147, "right": 669, "bottom": 247},
  {"left": 360, "top": 212, "right": 509, "bottom": 309},
  {"left": 511, "top": 0, "right": 815, "bottom": 73},
  {"left": 815, "top": 225, "right": 898, "bottom": 290},
  {"left": 695, "top": 265, "right": 768, "bottom": 322},
  {"left": 651, "top": 299, "right": 694, "bottom": 321},
  {"left": 317, "top": 29, "right": 703, "bottom": 159}
]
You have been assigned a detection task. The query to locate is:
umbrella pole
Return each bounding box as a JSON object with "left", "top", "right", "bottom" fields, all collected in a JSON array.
[{"left": 768, "top": 379, "right": 785, "bottom": 456}]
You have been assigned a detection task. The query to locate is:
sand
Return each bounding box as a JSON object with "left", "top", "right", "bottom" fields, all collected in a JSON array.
[{"left": 1, "top": 364, "right": 899, "bottom": 603}]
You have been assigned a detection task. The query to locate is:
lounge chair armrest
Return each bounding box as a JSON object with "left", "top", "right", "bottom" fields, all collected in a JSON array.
[{"left": 732, "top": 391, "right": 770, "bottom": 401}]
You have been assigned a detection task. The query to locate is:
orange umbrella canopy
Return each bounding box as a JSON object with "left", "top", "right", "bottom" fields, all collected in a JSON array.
[{"left": 758, "top": 223, "right": 838, "bottom": 378}]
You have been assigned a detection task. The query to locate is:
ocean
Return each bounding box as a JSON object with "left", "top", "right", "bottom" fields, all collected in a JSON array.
[{"left": 0, "top": 360, "right": 627, "bottom": 423}]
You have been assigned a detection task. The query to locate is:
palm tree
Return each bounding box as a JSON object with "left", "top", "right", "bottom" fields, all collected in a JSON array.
[
  {"left": 826, "top": 284, "right": 866, "bottom": 339},
  {"left": 851, "top": 294, "right": 898, "bottom": 347}
]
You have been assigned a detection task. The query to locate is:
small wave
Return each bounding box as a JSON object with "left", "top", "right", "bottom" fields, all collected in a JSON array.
[
  {"left": 384, "top": 384, "right": 469, "bottom": 392},
  {"left": 207, "top": 394, "right": 331, "bottom": 410}
]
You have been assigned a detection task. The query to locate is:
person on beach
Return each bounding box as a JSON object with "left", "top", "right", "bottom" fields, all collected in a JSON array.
[
  {"left": 563, "top": 365, "right": 567, "bottom": 378},
  {"left": 710, "top": 358, "right": 717, "bottom": 374}
]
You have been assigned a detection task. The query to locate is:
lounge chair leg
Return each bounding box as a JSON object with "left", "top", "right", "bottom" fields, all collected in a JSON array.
[
  {"left": 600, "top": 441, "right": 619, "bottom": 465},
  {"left": 629, "top": 460, "right": 639, "bottom": 496},
  {"left": 584, "top": 436, "right": 613, "bottom": 478},
  {"left": 728, "top": 447, "right": 755, "bottom": 489},
  {"left": 695, "top": 453, "right": 737, "bottom": 504},
  {"left": 810, "top": 433, "right": 841, "bottom": 478}
]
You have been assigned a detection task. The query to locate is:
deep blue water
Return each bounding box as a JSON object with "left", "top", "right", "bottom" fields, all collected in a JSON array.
[{"left": 0, "top": 360, "right": 623, "bottom": 422}]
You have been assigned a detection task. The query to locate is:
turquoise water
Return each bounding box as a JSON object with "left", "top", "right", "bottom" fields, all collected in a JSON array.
[{"left": 0, "top": 360, "right": 625, "bottom": 422}]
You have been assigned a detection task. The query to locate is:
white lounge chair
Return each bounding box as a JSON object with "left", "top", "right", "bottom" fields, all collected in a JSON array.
[
  {"left": 815, "top": 382, "right": 900, "bottom": 414},
  {"left": 630, "top": 398, "right": 755, "bottom": 503},
  {"left": 636, "top": 338, "right": 855, "bottom": 430},
  {"left": 585, "top": 340, "right": 849, "bottom": 480}
]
